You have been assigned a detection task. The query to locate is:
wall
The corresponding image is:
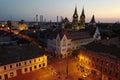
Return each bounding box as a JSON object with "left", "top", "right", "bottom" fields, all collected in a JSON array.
[
  {"left": 0, "top": 55, "right": 47, "bottom": 80},
  {"left": 78, "top": 48, "right": 120, "bottom": 80}
]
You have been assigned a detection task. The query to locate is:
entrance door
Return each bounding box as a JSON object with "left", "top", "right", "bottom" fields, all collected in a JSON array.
[{"left": 4, "top": 74, "right": 8, "bottom": 80}]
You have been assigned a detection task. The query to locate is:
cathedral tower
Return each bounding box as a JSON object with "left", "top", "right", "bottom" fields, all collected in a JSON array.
[
  {"left": 72, "top": 6, "right": 78, "bottom": 30},
  {"left": 79, "top": 8, "right": 85, "bottom": 29}
]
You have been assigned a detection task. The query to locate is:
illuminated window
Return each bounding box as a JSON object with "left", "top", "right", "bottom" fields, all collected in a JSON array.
[{"left": 10, "top": 72, "right": 14, "bottom": 76}]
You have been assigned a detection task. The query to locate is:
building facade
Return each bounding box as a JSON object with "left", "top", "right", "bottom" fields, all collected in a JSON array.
[
  {"left": 47, "top": 28, "right": 72, "bottom": 58},
  {"left": 78, "top": 48, "right": 120, "bottom": 80},
  {"left": 0, "top": 55, "right": 47, "bottom": 80},
  {"left": 47, "top": 27, "right": 93, "bottom": 58}
]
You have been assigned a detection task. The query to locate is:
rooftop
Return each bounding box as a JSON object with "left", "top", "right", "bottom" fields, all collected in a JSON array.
[
  {"left": 69, "top": 29, "right": 92, "bottom": 40},
  {"left": 83, "top": 37, "right": 120, "bottom": 58},
  {"left": 0, "top": 44, "right": 45, "bottom": 66}
]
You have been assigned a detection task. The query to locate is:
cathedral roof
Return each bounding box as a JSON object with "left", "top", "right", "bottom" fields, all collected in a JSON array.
[{"left": 69, "top": 30, "right": 92, "bottom": 40}]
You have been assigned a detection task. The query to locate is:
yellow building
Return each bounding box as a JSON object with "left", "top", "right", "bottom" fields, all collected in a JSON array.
[
  {"left": 11, "top": 22, "right": 28, "bottom": 31},
  {"left": 0, "top": 45, "right": 47, "bottom": 80},
  {"left": 19, "top": 24, "right": 28, "bottom": 31}
]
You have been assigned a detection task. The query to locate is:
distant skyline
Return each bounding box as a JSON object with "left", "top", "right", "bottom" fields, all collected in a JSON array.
[{"left": 0, "top": 0, "right": 120, "bottom": 23}]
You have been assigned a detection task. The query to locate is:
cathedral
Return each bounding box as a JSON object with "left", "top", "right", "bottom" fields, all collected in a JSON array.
[{"left": 72, "top": 6, "right": 85, "bottom": 30}]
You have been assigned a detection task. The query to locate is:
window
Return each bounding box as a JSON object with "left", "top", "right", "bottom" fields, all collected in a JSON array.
[
  {"left": 24, "top": 62, "right": 26, "bottom": 65},
  {"left": 43, "top": 63, "right": 45, "bottom": 67},
  {"left": 34, "top": 59, "right": 36, "bottom": 62},
  {"left": 4, "top": 66, "right": 6, "bottom": 70},
  {"left": 101, "top": 61, "right": 103, "bottom": 65},
  {"left": 111, "top": 63, "right": 113, "bottom": 68},
  {"left": 109, "top": 70, "right": 112, "bottom": 75},
  {"left": 39, "top": 64, "right": 41, "bottom": 67},
  {"left": 62, "top": 49, "right": 66, "bottom": 51},
  {"left": 104, "top": 68, "right": 107, "bottom": 72},
  {"left": 25, "top": 68, "right": 27, "bottom": 72},
  {"left": 16, "top": 64, "right": 18, "bottom": 67},
  {"left": 34, "top": 65, "right": 37, "bottom": 69},
  {"left": 29, "top": 60, "right": 31, "bottom": 63},
  {"left": 68, "top": 43, "right": 71, "bottom": 46},
  {"left": 96, "top": 58, "right": 99, "bottom": 62},
  {"left": 30, "top": 67, "right": 32, "bottom": 71},
  {"left": 108, "top": 78, "right": 112, "bottom": 80},
  {"left": 115, "top": 73, "right": 118, "bottom": 78},
  {"left": 10, "top": 72, "right": 14, "bottom": 76},
  {"left": 19, "top": 63, "right": 21, "bottom": 66},
  {"left": 10, "top": 65, "right": 12, "bottom": 68}
]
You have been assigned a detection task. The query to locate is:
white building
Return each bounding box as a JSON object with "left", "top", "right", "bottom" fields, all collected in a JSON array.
[{"left": 47, "top": 28, "right": 93, "bottom": 58}]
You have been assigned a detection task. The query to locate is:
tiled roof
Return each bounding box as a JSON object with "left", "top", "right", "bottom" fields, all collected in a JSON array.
[
  {"left": 48, "top": 28, "right": 71, "bottom": 40},
  {"left": 84, "top": 38, "right": 120, "bottom": 58},
  {"left": 0, "top": 44, "right": 45, "bottom": 66},
  {"left": 69, "top": 30, "right": 92, "bottom": 40}
]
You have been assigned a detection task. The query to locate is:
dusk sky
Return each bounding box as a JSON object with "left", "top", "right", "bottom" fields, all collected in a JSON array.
[{"left": 0, "top": 0, "right": 120, "bottom": 22}]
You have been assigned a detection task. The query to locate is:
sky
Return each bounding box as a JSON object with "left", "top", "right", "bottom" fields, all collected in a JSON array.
[{"left": 0, "top": 0, "right": 120, "bottom": 23}]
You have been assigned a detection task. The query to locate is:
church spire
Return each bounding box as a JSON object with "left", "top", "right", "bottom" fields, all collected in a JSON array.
[
  {"left": 72, "top": 5, "right": 79, "bottom": 30},
  {"left": 80, "top": 8, "right": 85, "bottom": 18},
  {"left": 73, "top": 6, "right": 78, "bottom": 18},
  {"left": 90, "top": 15, "right": 96, "bottom": 23},
  {"left": 79, "top": 7, "right": 85, "bottom": 29},
  {"left": 89, "top": 14, "right": 96, "bottom": 28}
]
